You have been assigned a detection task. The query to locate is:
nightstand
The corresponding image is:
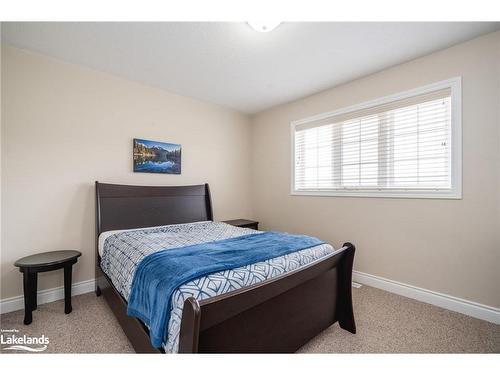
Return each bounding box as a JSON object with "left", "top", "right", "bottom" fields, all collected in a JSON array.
[
  {"left": 14, "top": 250, "right": 81, "bottom": 325},
  {"left": 223, "top": 219, "right": 259, "bottom": 230}
]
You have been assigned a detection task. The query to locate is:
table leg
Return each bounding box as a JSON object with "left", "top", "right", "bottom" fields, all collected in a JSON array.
[
  {"left": 22, "top": 270, "right": 36, "bottom": 325},
  {"left": 64, "top": 265, "right": 72, "bottom": 314},
  {"left": 33, "top": 274, "right": 37, "bottom": 310}
]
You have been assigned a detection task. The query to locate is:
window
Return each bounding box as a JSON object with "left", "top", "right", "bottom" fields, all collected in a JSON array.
[{"left": 291, "top": 77, "right": 462, "bottom": 198}]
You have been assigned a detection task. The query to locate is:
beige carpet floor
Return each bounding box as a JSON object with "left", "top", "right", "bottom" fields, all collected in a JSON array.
[{"left": 1, "top": 285, "right": 499, "bottom": 353}]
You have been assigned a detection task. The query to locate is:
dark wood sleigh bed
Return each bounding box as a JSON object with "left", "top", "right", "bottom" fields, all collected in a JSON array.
[{"left": 95, "top": 181, "right": 356, "bottom": 353}]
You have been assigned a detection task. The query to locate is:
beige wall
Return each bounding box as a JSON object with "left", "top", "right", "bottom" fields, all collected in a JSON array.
[
  {"left": 2, "top": 31, "right": 499, "bottom": 310},
  {"left": 1, "top": 45, "right": 253, "bottom": 299},
  {"left": 251, "top": 32, "right": 500, "bottom": 308}
]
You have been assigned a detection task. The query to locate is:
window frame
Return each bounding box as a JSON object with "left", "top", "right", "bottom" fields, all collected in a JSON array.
[{"left": 290, "top": 77, "right": 462, "bottom": 199}]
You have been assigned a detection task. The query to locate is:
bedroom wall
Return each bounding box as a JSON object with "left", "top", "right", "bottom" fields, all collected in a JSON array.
[
  {"left": 251, "top": 31, "right": 500, "bottom": 308},
  {"left": 0, "top": 45, "right": 254, "bottom": 300}
]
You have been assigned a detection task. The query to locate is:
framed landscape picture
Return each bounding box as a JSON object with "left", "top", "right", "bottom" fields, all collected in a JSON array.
[{"left": 133, "top": 138, "right": 181, "bottom": 174}]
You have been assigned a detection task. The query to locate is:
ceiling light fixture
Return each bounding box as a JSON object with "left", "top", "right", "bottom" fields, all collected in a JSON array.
[{"left": 247, "top": 21, "right": 282, "bottom": 33}]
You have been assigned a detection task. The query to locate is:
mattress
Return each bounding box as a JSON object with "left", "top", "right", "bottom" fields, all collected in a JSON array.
[{"left": 99, "top": 221, "right": 334, "bottom": 353}]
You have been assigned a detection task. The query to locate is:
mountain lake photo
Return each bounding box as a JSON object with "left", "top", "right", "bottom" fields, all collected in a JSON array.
[{"left": 133, "top": 138, "right": 181, "bottom": 174}]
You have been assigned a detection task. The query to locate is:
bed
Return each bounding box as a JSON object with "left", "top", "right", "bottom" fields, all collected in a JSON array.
[{"left": 95, "top": 182, "right": 356, "bottom": 353}]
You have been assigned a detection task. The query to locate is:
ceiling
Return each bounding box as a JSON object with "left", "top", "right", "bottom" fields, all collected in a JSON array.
[{"left": 2, "top": 22, "right": 499, "bottom": 114}]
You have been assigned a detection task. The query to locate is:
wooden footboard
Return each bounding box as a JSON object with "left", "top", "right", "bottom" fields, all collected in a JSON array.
[
  {"left": 178, "top": 243, "right": 356, "bottom": 353},
  {"left": 96, "top": 242, "right": 355, "bottom": 353}
]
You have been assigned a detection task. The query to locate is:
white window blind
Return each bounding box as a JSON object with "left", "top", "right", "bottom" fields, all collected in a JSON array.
[{"left": 292, "top": 78, "right": 461, "bottom": 198}]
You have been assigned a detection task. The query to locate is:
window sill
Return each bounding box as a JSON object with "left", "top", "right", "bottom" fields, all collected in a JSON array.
[{"left": 290, "top": 189, "right": 462, "bottom": 199}]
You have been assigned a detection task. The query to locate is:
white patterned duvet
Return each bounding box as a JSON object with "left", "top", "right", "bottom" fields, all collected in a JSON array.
[{"left": 99, "top": 221, "right": 334, "bottom": 353}]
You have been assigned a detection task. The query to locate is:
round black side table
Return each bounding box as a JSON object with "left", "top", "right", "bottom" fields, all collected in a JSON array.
[{"left": 14, "top": 250, "right": 81, "bottom": 325}]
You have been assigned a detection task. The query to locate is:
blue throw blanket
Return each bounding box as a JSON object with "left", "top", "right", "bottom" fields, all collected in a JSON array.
[{"left": 127, "top": 231, "right": 324, "bottom": 347}]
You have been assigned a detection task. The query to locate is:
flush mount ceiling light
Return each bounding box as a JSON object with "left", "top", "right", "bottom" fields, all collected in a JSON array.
[{"left": 247, "top": 21, "right": 282, "bottom": 33}]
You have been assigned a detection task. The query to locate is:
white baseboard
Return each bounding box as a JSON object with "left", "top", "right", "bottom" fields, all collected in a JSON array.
[
  {"left": 0, "top": 279, "right": 95, "bottom": 314},
  {"left": 351, "top": 281, "right": 362, "bottom": 288},
  {"left": 2, "top": 273, "right": 499, "bottom": 326},
  {"left": 353, "top": 270, "right": 500, "bottom": 325}
]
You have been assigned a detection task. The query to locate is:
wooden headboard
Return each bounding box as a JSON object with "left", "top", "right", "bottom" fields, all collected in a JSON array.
[{"left": 95, "top": 181, "right": 213, "bottom": 236}]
